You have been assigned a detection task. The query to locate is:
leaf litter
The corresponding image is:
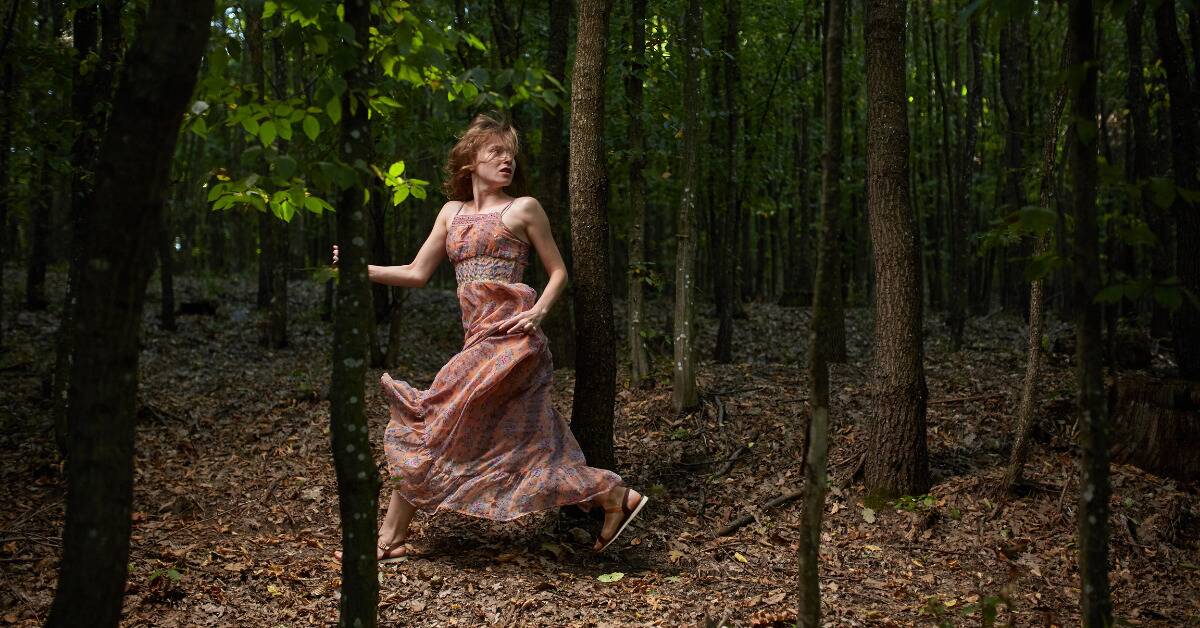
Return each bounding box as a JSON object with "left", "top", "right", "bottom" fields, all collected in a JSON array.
[{"left": 0, "top": 270, "right": 1197, "bottom": 626}]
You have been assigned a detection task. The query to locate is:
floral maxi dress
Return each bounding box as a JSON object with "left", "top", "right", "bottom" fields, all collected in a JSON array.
[{"left": 380, "top": 202, "right": 622, "bottom": 521}]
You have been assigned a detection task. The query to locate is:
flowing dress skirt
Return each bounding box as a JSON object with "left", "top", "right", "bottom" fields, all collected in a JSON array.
[{"left": 381, "top": 281, "right": 622, "bottom": 521}]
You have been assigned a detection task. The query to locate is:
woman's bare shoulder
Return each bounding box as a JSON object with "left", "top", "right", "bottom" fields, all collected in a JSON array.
[
  {"left": 434, "top": 199, "right": 464, "bottom": 228},
  {"left": 510, "top": 196, "right": 546, "bottom": 215}
]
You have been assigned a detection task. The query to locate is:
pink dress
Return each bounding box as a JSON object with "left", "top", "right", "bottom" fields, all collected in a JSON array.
[{"left": 380, "top": 201, "right": 623, "bottom": 521}]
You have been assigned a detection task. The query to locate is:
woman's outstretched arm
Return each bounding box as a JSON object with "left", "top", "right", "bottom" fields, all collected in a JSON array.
[{"left": 332, "top": 201, "right": 456, "bottom": 288}]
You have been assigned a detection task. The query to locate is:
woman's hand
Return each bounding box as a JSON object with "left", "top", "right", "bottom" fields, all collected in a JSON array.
[
  {"left": 498, "top": 307, "right": 546, "bottom": 335},
  {"left": 331, "top": 244, "right": 339, "bottom": 267}
]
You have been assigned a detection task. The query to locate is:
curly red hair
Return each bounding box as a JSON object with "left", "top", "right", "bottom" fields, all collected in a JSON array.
[{"left": 442, "top": 112, "right": 521, "bottom": 201}]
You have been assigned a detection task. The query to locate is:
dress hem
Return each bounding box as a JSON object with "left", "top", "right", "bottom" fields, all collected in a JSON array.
[{"left": 385, "top": 476, "right": 624, "bottom": 524}]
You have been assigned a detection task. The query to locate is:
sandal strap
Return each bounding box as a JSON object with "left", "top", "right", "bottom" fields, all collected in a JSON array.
[{"left": 602, "top": 487, "right": 632, "bottom": 513}]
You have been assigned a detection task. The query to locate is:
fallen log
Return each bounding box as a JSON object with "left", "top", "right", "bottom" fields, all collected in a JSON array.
[{"left": 715, "top": 489, "right": 803, "bottom": 537}]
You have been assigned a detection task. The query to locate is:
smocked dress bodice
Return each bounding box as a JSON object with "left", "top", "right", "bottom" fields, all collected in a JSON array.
[{"left": 445, "top": 210, "right": 530, "bottom": 285}]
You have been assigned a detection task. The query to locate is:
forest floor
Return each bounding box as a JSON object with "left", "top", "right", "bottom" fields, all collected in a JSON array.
[{"left": 2, "top": 269, "right": 1199, "bottom": 627}]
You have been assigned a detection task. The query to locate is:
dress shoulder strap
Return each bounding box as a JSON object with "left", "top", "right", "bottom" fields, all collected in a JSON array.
[
  {"left": 453, "top": 200, "right": 466, "bottom": 217},
  {"left": 498, "top": 198, "right": 517, "bottom": 218}
]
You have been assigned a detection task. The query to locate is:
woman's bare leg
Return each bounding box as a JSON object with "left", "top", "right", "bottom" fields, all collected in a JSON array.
[
  {"left": 334, "top": 489, "right": 418, "bottom": 560},
  {"left": 379, "top": 489, "right": 418, "bottom": 546}
]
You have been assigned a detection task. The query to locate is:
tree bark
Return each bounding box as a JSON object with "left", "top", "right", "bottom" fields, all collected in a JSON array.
[
  {"left": 331, "top": 1, "right": 379, "bottom": 625},
  {"left": 625, "top": 0, "right": 650, "bottom": 385},
  {"left": 44, "top": 1, "right": 212, "bottom": 624},
  {"left": 1067, "top": 0, "right": 1112, "bottom": 624},
  {"left": 863, "top": 0, "right": 930, "bottom": 498},
  {"left": 713, "top": 0, "right": 740, "bottom": 364},
  {"left": 948, "top": 14, "right": 981, "bottom": 350},
  {"left": 1003, "top": 56, "right": 1068, "bottom": 492},
  {"left": 1155, "top": 0, "right": 1200, "bottom": 380},
  {"left": 569, "top": 0, "right": 617, "bottom": 469},
  {"left": 671, "top": 0, "right": 701, "bottom": 413},
  {"left": 1111, "top": 377, "right": 1200, "bottom": 481},
  {"left": 159, "top": 207, "right": 176, "bottom": 331},
  {"left": 798, "top": 3, "right": 842, "bottom": 621},
  {"left": 540, "top": 0, "right": 576, "bottom": 368}
]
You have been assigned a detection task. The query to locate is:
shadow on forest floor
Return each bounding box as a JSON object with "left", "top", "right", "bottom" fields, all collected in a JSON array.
[{"left": 2, "top": 269, "right": 1198, "bottom": 626}]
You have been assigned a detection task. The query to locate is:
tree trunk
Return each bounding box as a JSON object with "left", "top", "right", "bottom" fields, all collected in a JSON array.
[
  {"left": 948, "top": 15, "right": 981, "bottom": 350},
  {"left": 44, "top": 2, "right": 212, "bottom": 624},
  {"left": 1155, "top": 0, "right": 1200, "bottom": 381},
  {"left": 568, "top": 0, "right": 617, "bottom": 470},
  {"left": 1003, "top": 57, "right": 1068, "bottom": 492},
  {"left": 798, "top": 3, "right": 843, "bottom": 621},
  {"left": 1067, "top": 1, "right": 1112, "bottom": 624},
  {"left": 1110, "top": 377, "right": 1200, "bottom": 481},
  {"left": 540, "top": 0, "right": 576, "bottom": 369},
  {"left": 863, "top": 0, "right": 930, "bottom": 498},
  {"left": 713, "top": 0, "right": 740, "bottom": 364},
  {"left": 331, "top": 1, "right": 379, "bottom": 625},
  {"left": 625, "top": 0, "right": 650, "bottom": 385},
  {"left": 159, "top": 207, "right": 176, "bottom": 331},
  {"left": 999, "top": 15, "right": 1029, "bottom": 314},
  {"left": 671, "top": 0, "right": 701, "bottom": 413}
]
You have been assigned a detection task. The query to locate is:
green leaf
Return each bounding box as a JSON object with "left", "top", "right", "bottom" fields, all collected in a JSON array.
[
  {"left": 191, "top": 117, "right": 208, "bottom": 138},
  {"left": 597, "top": 572, "right": 624, "bottom": 583},
  {"left": 304, "top": 196, "right": 325, "bottom": 214},
  {"left": 303, "top": 116, "right": 320, "bottom": 141},
  {"left": 259, "top": 120, "right": 277, "bottom": 146},
  {"left": 277, "top": 119, "right": 293, "bottom": 141},
  {"left": 388, "top": 161, "right": 405, "bottom": 177},
  {"left": 241, "top": 116, "right": 260, "bottom": 135},
  {"left": 326, "top": 97, "right": 342, "bottom": 124},
  {"left": 1149, "top": 177, "right": 1177, "bottom": 209},
  {"left": 263, "top": 1, "right": 277, "bottom": 19}
]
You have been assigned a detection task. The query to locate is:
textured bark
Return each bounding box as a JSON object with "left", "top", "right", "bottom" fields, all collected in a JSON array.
[
  {"left": 330, "top": 1, "right": 379, "bottom": 625},
  {"left": 1067, "top": 1, "right": 1112, "bottom": 624},
  {"left": 671, "top": 0, "right": 701, "bottom": 414},
  {"left": 0, "top": 61, "right": 10, "bottom": 348},
  {"left": 1155, "top": 0, "right": 1200, "bottom": 380},
  {"left": 798, "top": 3, "right": 842, "bottom": 621},
  {"left": 625, "top": 0, "right": 650, "bottom": 385},
  {"left": 713, "top": 0, "right": 740, "bottom": 364},
  {"left": 44, "top": 1, "right": 212, "bottom": 624},
  {"left": 863, "top": 0, "right": 930, "bottom": 498},
  {"left": 1004, "top": 66, "right": 1067, "bottom": 492},
  {"left": 568, "top": 0, "right": 617, "bottom": 469},
  {"left": 1111, "top": 377, "right": 1200, "bottom": 481},
  {"left": 540, "top": 0, "right": 576, "bottom": 368},
  {"left": 948, "top": 16, "right": 981, "bottom": 350}
]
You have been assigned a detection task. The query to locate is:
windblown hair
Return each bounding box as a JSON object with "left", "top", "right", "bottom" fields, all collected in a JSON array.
[{"left": 442, "top": 112, "right": 521, "bottom": 201}]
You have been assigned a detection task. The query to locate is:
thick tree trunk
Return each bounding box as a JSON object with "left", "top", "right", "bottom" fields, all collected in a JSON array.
[
  {"left": 568, "top": 0, "right": 617, "bottom": 470},
  {"left": 1155, "top": 0, "right": 1200, "bottom": 380},
  {"left": 1111, "top": 377, "right": 1200, "bottom": 481},
  {"left": 540, "top": 0, "right": 575, "bottom": 368},
  {"left": 331, "top": 2, "right": 379, "bottom": 625},
  {"left": 625, "top": 0, "right": 650, "bottom": 385},
  {"left": 1003, "top": 64, "right": 1068, "bottom": 492},
  {"left": 0, "top": 61, "right": 10, "bottom": 348},
  {"left": 863, "top": 0, "right": 930, "bottom": 498},
  {"left": 713, "top": 0, "right": 740, "bottom": 364},
  {"left": 44, "top": 2, "right": 212, "bottom": 624},
  {"left": 671, "top": 0, "right": 701, "bottom": 413},
  {"left": 798, "top": 3, "right": 843, "bottom": 621},
  {"left": 1067, "top": 1, "right": 1113, "bottom": 624}
]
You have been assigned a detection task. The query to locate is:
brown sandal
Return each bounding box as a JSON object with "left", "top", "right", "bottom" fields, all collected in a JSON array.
[{"left": 594, "top": 487, "right": 649, "bottom": 553}]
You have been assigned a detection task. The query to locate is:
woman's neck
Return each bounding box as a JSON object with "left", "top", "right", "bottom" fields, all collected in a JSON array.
[{"left": 468, "top": 181, "right": 510, "bottom": 212}]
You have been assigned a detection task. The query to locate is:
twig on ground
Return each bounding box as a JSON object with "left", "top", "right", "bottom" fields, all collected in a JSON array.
[
  {"left": 927, "top": 393, "right": 1004, "bottom": 406},
  {"left": 715, "top": 489, "right": 803, "bottom": 537}
]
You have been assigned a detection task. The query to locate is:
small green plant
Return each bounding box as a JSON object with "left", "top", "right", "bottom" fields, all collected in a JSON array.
[
  {"left": 894, "top": 494, "right": 937, "bottom": 511},
  {"left": 669, "top": 427, "right": 690, "bottom": 441}
]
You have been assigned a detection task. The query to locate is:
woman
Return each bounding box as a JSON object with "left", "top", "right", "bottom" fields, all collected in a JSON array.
[{"left": 333, "top": 113, "right": 647, "bottom": 560}]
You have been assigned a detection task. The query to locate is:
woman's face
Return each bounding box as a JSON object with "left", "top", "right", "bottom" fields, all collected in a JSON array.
[{"left": 470, "top": 136, "right": 515, "bottom": 189}]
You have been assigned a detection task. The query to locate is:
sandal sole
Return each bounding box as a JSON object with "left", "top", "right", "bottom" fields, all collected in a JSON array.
[{"left": 596, "top": 495, "right": 649, "bottom": 553}]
